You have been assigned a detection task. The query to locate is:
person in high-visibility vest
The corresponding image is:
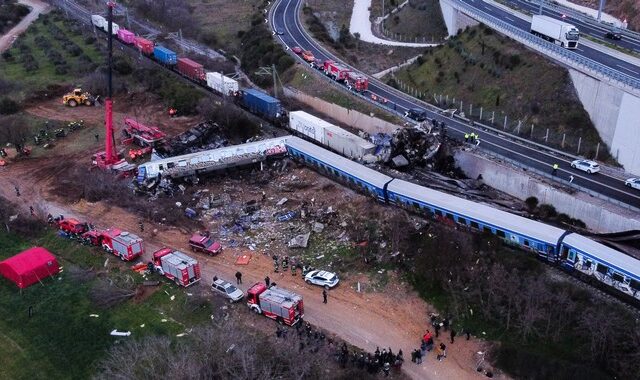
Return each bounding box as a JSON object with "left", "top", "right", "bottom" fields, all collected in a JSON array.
[
  {"left": 464, "top": 133, "right": 469, "bottom": 142},
  {"left": 552, "top": 163, "right": 559, "bottom": 176}
]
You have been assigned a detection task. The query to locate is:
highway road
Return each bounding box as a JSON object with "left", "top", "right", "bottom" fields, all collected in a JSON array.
[
  {"left": 502, "top": 0, "right": 640, "bottom": 53},
  {"left": 457, "top": 0, "right": 640, "bottom": 78},
  {"left": 271, "top": 0, "right": 640, "bottom": 209}
]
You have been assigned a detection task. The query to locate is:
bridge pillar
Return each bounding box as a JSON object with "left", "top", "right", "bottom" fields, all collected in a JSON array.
[{"left": 439, "top": 0, "right": 479, "bottom": 37}]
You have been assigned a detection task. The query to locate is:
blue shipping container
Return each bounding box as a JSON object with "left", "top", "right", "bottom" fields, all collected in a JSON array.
[
  {"left": 153, "top": 46, "right": 177, "bottom": 65},
  {"left": 241, "top": 89, "right": 281, "bottom": 119}
]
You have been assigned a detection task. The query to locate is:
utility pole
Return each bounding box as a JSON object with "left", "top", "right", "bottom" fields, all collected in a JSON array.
[
  {"left": 597, "top": 0, "right": 605, "bottom": 23},
  {"left": 538, "top": 0, "right": 544, "bottom": 15},
  {"left": 105, "top": 1, "right": 117, "bottom": 164},
  {"left": 272, "top": 64, "right": 277, "bottom": 98}
]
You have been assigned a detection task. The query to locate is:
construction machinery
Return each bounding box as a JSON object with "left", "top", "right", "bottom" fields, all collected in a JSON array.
[{"left": 62, "top": 88, "right": 95, "bottom": 107}]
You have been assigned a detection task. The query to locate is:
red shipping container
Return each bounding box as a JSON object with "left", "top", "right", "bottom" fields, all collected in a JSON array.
[
  {"left": 117, "top": 28, "right": 135, "bottom": 44},
  {"left": 177, "top": 58, "right": 205, "bottom": 82},
  {"left": 134, "top": 36, "right": 154, "bottom": 55}
]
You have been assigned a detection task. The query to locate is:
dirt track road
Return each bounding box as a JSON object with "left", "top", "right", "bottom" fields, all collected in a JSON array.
[{"left": 0, "top": 0, "right": 50, "bottom": 53}]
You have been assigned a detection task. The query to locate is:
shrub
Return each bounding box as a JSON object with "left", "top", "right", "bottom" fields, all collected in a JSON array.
[
  {"left": 0, "top": 97, "right": 20, "bottom": 115},
  {"left": 537, "top": 204, "right": 557, "bottom": 219},
  {"left": 525, "top": 196, "right": 538, "bottom": 211}
]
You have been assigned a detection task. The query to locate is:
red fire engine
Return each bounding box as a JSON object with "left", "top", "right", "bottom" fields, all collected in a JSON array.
[
  {"left": 323, "top": 60, "right": 352, "bottom": 82},
  {"left": 345, "top": 72, "right": 369, "bottom": 92},
  {"left": 151, "top": 248, "right": 201, "bottom": 287},
  {"left": 83, "top": 228, "right": 144, "bottom": 261},
  {"left": 246, "top": 283, "right": 304, "bottom": 326}
]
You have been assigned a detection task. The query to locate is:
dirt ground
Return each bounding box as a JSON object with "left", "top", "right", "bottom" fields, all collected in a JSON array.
[{"left": 0, "top": 105, "right": 508, "bottom": 380}]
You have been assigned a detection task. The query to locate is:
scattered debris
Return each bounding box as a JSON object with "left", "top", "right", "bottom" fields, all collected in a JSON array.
[
  {"left": 288, "top": 232, "right": 311, "bottom": 248},
  {"left": 110, "top": 330, "right": 131, "bottom": 337},
  {"left": 276, "top": 197, "right": 288, "bottom": 206},
  {"left": 312, "top": 222, "right": 325, "bottom": 233},
  {"left": 391, "top": 155, "right": 409, "bottom": 168}
]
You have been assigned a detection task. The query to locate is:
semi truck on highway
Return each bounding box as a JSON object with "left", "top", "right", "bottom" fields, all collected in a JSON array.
[{"left": 530, "top": 15, "right": 579, "bottom": 49}]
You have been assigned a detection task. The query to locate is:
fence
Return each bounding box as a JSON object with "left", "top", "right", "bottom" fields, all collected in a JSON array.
[{"left": 444, "top": 0, "right": 640, "bottom": 94}]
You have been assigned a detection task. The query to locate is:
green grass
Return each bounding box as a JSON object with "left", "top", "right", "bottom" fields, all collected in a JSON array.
[
  {"left": 0, "top": 230, "right": 213, "bottom": 380},
  {"left": 0, "top": 12, "right": 102, "bottom": 96},
  {"left": 382, "top": 0, "right": 447, "bottom": 41}
]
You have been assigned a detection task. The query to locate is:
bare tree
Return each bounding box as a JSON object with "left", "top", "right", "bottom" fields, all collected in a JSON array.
[{"left": 0, "top": 115, "right": 31, "bottom": 153}]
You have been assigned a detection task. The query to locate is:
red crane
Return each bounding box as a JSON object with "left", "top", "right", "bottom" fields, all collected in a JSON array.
[{"left": 91, "top": 1, "right": 134, "bottom": 174}]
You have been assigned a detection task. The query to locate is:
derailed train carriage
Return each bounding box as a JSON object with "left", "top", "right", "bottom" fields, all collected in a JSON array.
[{"left": 284, "top": 137, "right": 640, "bottom": 303}]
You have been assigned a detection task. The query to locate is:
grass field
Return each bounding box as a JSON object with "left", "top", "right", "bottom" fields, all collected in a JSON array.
[
  {"left": 0, "top": 12, "right": 103, "bottom": 98},
  {"left": 0, "top": 229, "right": 213, "bottom": 380},
  {"left": 389, "top": 25, "right": 609, "bottom": 160}
]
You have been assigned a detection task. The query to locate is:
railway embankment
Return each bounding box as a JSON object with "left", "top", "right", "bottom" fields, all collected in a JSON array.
[{"left": 455, "top": 149, "right": 640, "bottom": 232}]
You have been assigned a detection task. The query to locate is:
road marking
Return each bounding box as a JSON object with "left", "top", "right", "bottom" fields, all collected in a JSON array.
[
  {"left": 616, "top": 64, "right": 640, "bottom": 76},
  {"left": 575, "top": 47, "right": 584, "bottom": 52}
]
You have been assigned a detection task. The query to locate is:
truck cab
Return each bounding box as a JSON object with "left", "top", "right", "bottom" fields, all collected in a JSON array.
[
  {"left": 189, "top": 233, "right": 222, "bottom": 255},
  {"left": 57, "top": 217, "right": 89, "bottom": 235}
]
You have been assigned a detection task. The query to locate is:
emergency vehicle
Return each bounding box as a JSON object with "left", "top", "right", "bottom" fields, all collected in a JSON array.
[
  {"left": 83, "top": 228, "right": 144, "bottom": 261},
  {"left": 151, "top": 248, "right": 201, "bottom": 287},
  {"left": 246, "top": 283, "right": 304, "bottom": 326}
]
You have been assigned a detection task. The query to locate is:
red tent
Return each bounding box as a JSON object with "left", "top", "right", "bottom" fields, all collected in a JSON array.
[{"left": 0, "top": 247, "right": 60, "bottom": 289}]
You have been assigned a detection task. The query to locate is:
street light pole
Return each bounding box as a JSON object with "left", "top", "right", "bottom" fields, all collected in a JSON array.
[{"left": 597, "top": 0, "right": 606, "bottom": 23}]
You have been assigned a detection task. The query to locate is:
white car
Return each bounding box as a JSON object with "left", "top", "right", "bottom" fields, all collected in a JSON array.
[
  {"left": 211, "top": 278, "right": 244, "bottom": 302},
  {"left": 625, "top": 178, "right": 640, "bottom": 190},
  {"left": 571, "top": 159, "right": 600, "bottom": 174},
  {"left": 304, "top": 270, "right": 339, "bottom": 289}
]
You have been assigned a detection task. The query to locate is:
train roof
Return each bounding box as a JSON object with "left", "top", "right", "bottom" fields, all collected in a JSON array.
[
  {"left": 562, "top": 233, "right": 640, "bottom": 279},
  {"left": 285, "top": 136, "right": 392, "bottom": 188},
  {"left": 242, "top": 88, "right": 280, "bottom": 104},
  {"left": 387, "top": 179, "right": 565, "bottom": 244}
]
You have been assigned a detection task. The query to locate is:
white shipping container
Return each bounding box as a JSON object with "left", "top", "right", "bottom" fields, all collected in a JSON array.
[
  {"left": 288, "top": 111, "right": 375, "bottom": 160},
  {"left": 206, "top": 72, "right": 239, "bottom": 95},
  {"left": 91, "top": 15, "right": 106, "bottom": 29}
]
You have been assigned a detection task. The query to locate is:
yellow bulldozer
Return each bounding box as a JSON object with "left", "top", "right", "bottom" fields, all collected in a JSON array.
[{"left": 62, "top": 88, "right": 95, "bottom": 107}]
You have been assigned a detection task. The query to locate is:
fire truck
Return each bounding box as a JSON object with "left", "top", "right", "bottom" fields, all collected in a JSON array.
[
  {"left": 345, "top": 72, "right": 369, "bottom": 92},
  {"left": 151, "top": 248, "right": 201, "bottom": 287},
  {"left": 82, "top": 228, "right": 144, "bottom": 261},
  {"left": 246, "top": 283, "right": 304, "bottom": 326},
  {"left": 323, "top": 60, "right": 351, "bottom": 82}
]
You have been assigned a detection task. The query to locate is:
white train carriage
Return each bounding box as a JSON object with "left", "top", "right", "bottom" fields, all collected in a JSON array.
[
  {"left": 285, "top": 136, "right": 391, "bottom": 202},
  {"left": 386, "top": 179, "right": 566, "bottom": 256},
  {"left": 560, "top": 233, "right": 640, "bottom": 299}
]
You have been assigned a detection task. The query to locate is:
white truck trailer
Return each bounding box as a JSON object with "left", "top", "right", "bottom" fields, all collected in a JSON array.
[
  {"left": 206, "top": 72, "right": 239, "bottom": 96},
  {"left": 288, "top": 111, "right": 375, "bottom": 160},
  {"left": 530, "top": 15, "right": 579, "bottom": 49}
]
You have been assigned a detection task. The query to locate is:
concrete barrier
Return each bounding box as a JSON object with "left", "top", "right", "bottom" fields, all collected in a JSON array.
[
  {"left": 284, "top": 87, "right": 401, "bottom": 135},
  {"left": 455, "top": 149, "right": 640, "bottom": 232}
]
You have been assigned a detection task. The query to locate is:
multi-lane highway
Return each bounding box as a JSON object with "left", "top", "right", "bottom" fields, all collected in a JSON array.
[
  {"left": 502, "top": 0, "right": 640, "bottom": 53},
  {"left": 271, "top": 0, "right": 640, "bottom": 209},
  {"left": 456, "top": 0, "right": 640, "bottom": 78}
]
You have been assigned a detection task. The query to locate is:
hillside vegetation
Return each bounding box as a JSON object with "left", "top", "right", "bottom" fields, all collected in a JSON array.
[
  {"left": 0, "top": 0, "right": 30, "bottom": 35},
  {"left": 388, "top": 25, "right": 608, "bottom": 160},
  {"left": 568, "top": 0, "right": 640, "bottom": 31}
]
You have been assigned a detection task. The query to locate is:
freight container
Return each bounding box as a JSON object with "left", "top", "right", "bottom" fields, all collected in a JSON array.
[
  {"left": 134, "top": 36, "right": 154, "bottom": 55},
  {"left": 153, "top": 46, "right": 177, "bottom": 65},
  {"left": 530, "top": 15, "right": 579, "bottom": 49},
  {"left": 117, "top": 28, "right": 135, "bottom": 44},
  {"left": 91, "top": 15, "right": 106, "bottom": 29},
  {"left": 152, "top": 248, "right": 201, "bottom": 287},
  {"left": 238, "top": 89, "right": 283, "bottom": 120},
  {"left": 206, "top": 72, "right": 239, "bottom": 95},
  {"left": 177, "top": 58, "right": 206, "bottom": 82},
  {"left": 288, "top": 111, "right": 375, "bottom": 160}
]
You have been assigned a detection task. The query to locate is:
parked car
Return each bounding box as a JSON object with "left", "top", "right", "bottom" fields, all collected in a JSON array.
[
  {"left": 273, "top": 29, "right": 284, "bottom": 36},
  {"left": 406, "top": 108, "right": 427, "bottom": 122},
  {"left": 605, "top": 31, "right": 622, "bottom": 40},
  {"left": 304, "top": 270, "right": 339, "bottom": 289},
  {"left": 624, "top": 178, "right": 640, "bottom": 190},
  {"left": 211, "top": 278, "right": 244, "bottom": 302},
  {"left": 302, "top": 50, "right": 315, "bottom": 62},
  {"left": 292, "top": 46, "right": 303, "bottom": 54},
  {"left": 189, "top": 233, "right": 222, "bottom": 255},
  {"left": 571, "top": 159, "right": 600, "bottom": 174}
]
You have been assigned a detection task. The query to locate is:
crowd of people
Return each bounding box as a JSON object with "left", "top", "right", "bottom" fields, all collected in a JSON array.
[{"left": 274, "top": 322, "right": 404, "bottom": 377}]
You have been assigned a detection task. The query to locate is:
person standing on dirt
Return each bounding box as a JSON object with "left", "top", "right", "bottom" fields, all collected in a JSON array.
[
  {"left": 14, "top": 185, "right": 20, "bottom": 197},
  {"left": 450, "top": 329, "right": 457, "bottom": 344},
  {"left": 139, "top": 221, "right": 144, "bottom": 232},
  {"left": 322, "top": 289, "right": 328, "bottom": 304},
  {"left": 235, "top": 271, "right": 242, "bottom": 285},
  {"left": 95, "top": 134, "right": 99, "bottom": 142},
  {"left": 265, "top": 276, "right": 270, "bottom": 287}
]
